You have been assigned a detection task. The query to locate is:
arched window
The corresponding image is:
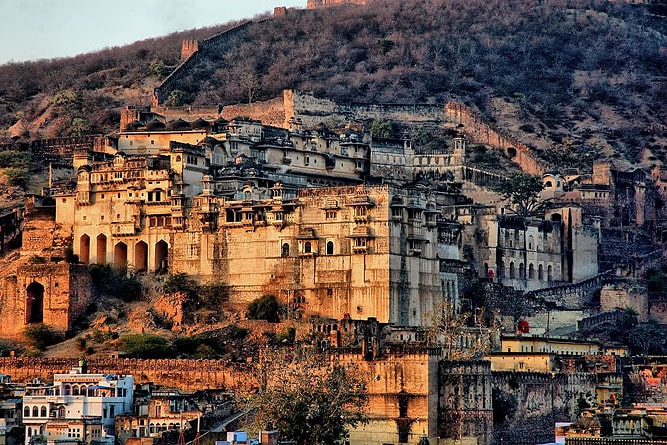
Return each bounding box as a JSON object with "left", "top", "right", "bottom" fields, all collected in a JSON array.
[
  {"left": 80, "top": 385, "right": 87, "bottom": 396},
  {"left": 72, "top": 385, "right": 79, "bottom": 396},
  {"left": 40, "top": 406, "right": 47, "bottom": 417},
  {"left": 304, "top": 242, "right": 312, "bottom": 253},
  {"left": 548, "top": 265, "right": 553, "bottom": 281},
  {"left": 27, "top": 427, "right": 32, "bottom": 437},
  {"left": 528, "top": 264, "right": 535, "bottom": 279},
  {"left": 519, "top": 263, "right": 525, "bottom": 279},
  {"left": 326, "top": 241, "right": 334, "bottom": 255},
  {"left": 528, "top": 235, "right": 534, "bottom": 250},
  {"left": 509, "top": 262, "right": 516, "bottom": 279},
  {"left": 64, "top": 384, "right": 71, "bottom": 395},
  {"left": 538, "top": 265, "right": 544, "bottom": 281},
  {"left": 24, "top": 406, "right": 30, "bottom": 417},
  {"left": 498, "top": 262, "right": 505, "bottom": 278},
  {"left": 32, "top": 407, "right": 39, "bottom": 417},
  {"left": 281, "top": 243, "right": 290, "bottom": 257},
  {"left": 58, "top": 406, "right": 66, "bottom": 418}
]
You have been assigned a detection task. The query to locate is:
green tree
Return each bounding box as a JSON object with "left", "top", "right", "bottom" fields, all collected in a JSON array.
[
  {"left": 247, "top": 346, "right": 369, "bottom": 445},
  {"left": 369, "top": 120, "right": 394, "bottom": 138},
  {"left": 119, "top": 334, "right": 175, "bottom": 358},
  {"left": 492, "top": 172, "right": 546, "bottom": 217},
  {"left": 247, "top": 294, "right": 280, "bottom": 322}
]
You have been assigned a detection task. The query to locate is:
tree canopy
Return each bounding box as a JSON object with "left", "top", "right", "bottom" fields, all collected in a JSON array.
[
  {"left": 245, "top": 346, "right": 369, "bottom": 445},
  {"left": 493, "top": 172, "right": 545, "bottom": 217}
]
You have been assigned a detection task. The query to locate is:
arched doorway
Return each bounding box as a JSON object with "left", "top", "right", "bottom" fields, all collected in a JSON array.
[
  {"left": 80, "top": 234, "right": 90, "bottom": 264},
  {"left": 154, "top": 240, "right": 168, "bottom": 272},
  {"left": 114, "top": 242, "right": 127, "bottom": 268},
  {"left": 135, "top": 241, "right": 148, "bottom": 272},
  {"left": 96, "top": 234, "right": 107, "bottom": 264},
  {"left": 26, "top": 281, "right": 45, "bottom": 324}
]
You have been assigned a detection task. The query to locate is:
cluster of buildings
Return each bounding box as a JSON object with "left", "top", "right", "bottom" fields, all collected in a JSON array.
[{"left": 0, "top": 84, "right": 664, "bottom": 444}]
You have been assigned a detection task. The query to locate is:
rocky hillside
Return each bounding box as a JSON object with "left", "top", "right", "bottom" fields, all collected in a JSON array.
[{"left": 0, "top": 0, "right": 665, "bottom": 170}]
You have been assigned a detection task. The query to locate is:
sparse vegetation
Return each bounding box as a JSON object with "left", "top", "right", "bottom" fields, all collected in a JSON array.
[
  {"left": 23, "top": 324, "right": 63, "bottom": 351},
  {"left": 119, "top": 333, "right": 175, "bottom": 358}
]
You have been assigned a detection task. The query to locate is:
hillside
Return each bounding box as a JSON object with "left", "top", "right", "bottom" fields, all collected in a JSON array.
[{"left": 0, "top": 0, "right": 665, "bottom": 170}]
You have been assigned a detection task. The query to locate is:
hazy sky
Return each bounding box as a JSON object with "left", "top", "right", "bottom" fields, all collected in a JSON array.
[{"left": 0, "top": 0, "right": 305, "bottom": 65}]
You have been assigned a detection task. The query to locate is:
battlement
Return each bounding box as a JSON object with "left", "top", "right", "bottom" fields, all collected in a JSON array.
[{"left": 307, "top": 0, "right": 367, "bottom": 8}]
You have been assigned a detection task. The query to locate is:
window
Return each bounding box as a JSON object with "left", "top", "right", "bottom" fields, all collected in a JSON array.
[
  {"left": 41, "top": 406, "right": 47, "bottom": 417},
  {"left": 326, "top": 211, "right": 337, "bottom": 220},
  {"left": 326, "top": 241, "right": 334, "bottom": 255},
  {"left": 528, "top": 264, "right": 535, "bottom": 279},
  {"left": 538, "top": 264, "right": 544, "bottom": 280},
  {"left": 24, "top": 406, "right": 30, "bottom": 417},
  {"left": 509, "top": 262, "right": 515, "bottom": 279},
  {"left": 32, "top": 406, "right": 39, "bottom": 417},
  {"left": 281, "top": 243, "right": 290, "bottom": 257},
  {"left": 548, "top": 265, "right": 553, "bottom": 281},
  {"left": 304, "top": 242, "right": 312, "bottom": 253}
]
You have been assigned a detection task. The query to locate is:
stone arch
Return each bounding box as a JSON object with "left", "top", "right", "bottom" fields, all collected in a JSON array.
[
  {"left": 155, "top": 240, "right": 169, "bottom": 272},
  {"left": 26, "top": 281, "right": 45, "bottom": 324},
  {"left": 135, "top": 241, "right": 148, "bottom": 272},
  {"left": 96, "top": 234, "right": 107, "bottom": 264},
  {"left": 80, "top": 234, "right": 90, "bottom": 264},
  {"left": 114, "top": 242, "right": 128, "bottom": 268}
]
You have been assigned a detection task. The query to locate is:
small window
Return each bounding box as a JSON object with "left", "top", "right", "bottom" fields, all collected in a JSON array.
[
  {"left": 281, "top": 243, "right": 290, "bottom": 257},
  {"left": 304, "top": 242, "right": 312, "bottom": 253},
  {"left": 326, "top": 241, "right": 334, "bottom": 255}
]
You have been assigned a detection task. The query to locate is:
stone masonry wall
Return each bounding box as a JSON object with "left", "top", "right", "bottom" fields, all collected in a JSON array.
[
  {"left": 492, "top": 371, "right": 598, "bottom": 445},
  {"left": 445, "top": 102, "right": 548, "bottom": 175}
]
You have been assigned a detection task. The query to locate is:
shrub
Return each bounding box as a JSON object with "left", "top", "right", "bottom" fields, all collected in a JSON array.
[
  {"left": 247, "top": 294, "right": 280, "bottom": 322},
  {"left": 89, "top": 264, "right": 142, "bottom": 301},
  {"left": 24, "top": 324, "right": 63, "bottom": 350},
  {"left": 119, "top": 334, "right": 175, "bottom": 358},
  {"left": 163, "top": 273, "right": 199, "bottom": 299}
]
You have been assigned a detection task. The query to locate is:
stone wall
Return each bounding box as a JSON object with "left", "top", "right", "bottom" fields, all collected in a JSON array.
[
  {"left": 0, "top": 358, "right": 248, "bottom": 392},
  {"left": 445, "top": 102, "right": 548, "bottom": 175},
  {"left": 221, "top": 96, "right": 287, "bottom": 128},
  {"left": 307, "top": 0, "right": 367, "bottom": 8},
  {"left": 438, "top": 360, "right": 493, "bottom": 445},
  {"left": 492, "top": 371, "right": 598, "bottom": 445},
  {"left": 0, "top": 263, "right": 91, "bottom": 339}
]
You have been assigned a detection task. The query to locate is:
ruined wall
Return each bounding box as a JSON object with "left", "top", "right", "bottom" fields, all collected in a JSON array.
[
  {"left": 221, "top": 95, "right": 287, "bottom": 128},
  {"left": 438, "top": 360, "right": 493, "bottom": 445},
  {"left": 445, "top": 102, "right": 547, "bottom": 175},
  {"left": 492, "top": 371, "right": 598, "bottom": 445},
  {"left": 0, "top": 263, "right": 91, "bottom": 339}
]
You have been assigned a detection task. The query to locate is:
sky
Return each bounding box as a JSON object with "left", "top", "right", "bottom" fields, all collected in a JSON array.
[{"left": 0, "top": 0, "right": 305, "bottom": 65}]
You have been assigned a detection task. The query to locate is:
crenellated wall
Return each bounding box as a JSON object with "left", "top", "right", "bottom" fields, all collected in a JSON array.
[{"left": 445, "top": 102, "right": 548, "bottom": 175}]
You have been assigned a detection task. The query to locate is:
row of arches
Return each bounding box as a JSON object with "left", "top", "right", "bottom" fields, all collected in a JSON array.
[
  {"left": 489, "top": 262, "right": 555, "bottom": 281},
  {"left": 79, "top": 235, "right": 168, "bottom": 272},
  {"left": 24, "top": 406, "right": 47, "bottom": 418}
]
